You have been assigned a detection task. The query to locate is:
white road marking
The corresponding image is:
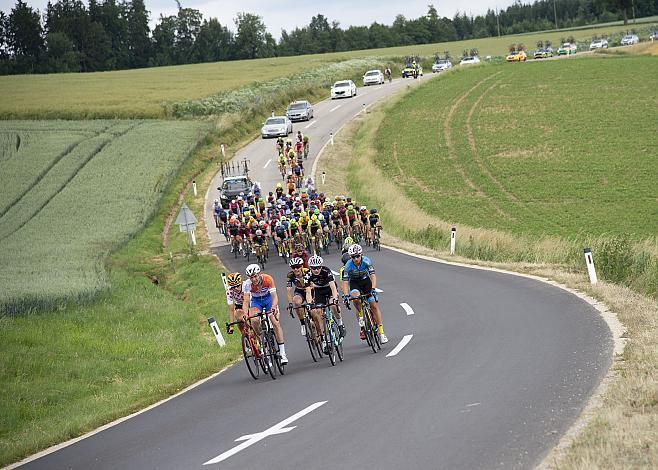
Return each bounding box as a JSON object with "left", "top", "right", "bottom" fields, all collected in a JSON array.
[
  {"left": 400, "top": 303, "right": 415, "bottom": 315},
  {"left": 263, "top": 159, "right": 272, "bottom": 169},
  {"left": 466, "top": 403, "right": 481, "bottom": 407},
  {"left": 203, "top": 401, "right": 327, "bottom": 465},
  {"left": 386, "top": 334, "right": 413, "bottom": 357},
  {"left": 329, "top": 105, "right": 341, "bottom": 112},
  {"left": 304, "top": 121, "right": 317, "bottom": 129}
]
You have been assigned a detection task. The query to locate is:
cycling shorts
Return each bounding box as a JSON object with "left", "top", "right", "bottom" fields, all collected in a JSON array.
[
  {"left": 251, "top": 294, "right": 273, "bottom": 313},
  {"left": 313, "top": 286, "right": 333, "bottom": 307},
  {"left": 349, "top": 278, "right": 375, "bottom": 303},
  {"left": 293, "top": 288, "right": 308, "bottom": 299},
  {"left": 369, "top": 217, "right": 379, "bottom": 228}
]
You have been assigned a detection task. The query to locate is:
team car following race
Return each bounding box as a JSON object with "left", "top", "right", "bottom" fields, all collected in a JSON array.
[
  {"left": 330, "top": 80, "right": 357, "bottom": 99},
  {"left": 261, "top": 116, "right": 293, "bottom": 138},
  {"left": 286, "top": 101, "right": 314, "bottom": 121}
]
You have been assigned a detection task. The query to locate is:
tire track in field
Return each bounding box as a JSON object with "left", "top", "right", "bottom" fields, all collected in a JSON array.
[
  {"left": 0, "top": 123, "right": 140, "bottom": 243},
  {"left": 392, "top": 141, "right": 433, "bottom": 193},
  {"left": 0, "top": 124, "right": 115, "bottom": 219},
  {"left": 443, "top": 71, "right": 511, "bottom": 220},
  {"left": 466, "top": 79, "right": 521, "bottom": 204}
]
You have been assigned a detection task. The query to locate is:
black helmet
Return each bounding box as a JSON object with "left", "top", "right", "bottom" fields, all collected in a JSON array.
[{"left": 370, "top": 208, "right": 377, "bottom": 214}]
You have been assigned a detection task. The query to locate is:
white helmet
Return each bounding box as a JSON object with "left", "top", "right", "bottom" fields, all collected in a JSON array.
[
  {"left": 255, "top": 229, "right": 262, "bottom": 236},
  {"left": 348, "top": 244, "right": 363, "bottom": 256},
  {"left": 245, "top": 264, "right": 261, "bottom": 276},
  {"left": 214, "top": 199, "right": 219, "bottom": 205},
  {"left": 289, "top": 257, "right": 304, "bottom": 267},
  {"left": 309, "top": 255, "right": 323, "bottom": 267}
]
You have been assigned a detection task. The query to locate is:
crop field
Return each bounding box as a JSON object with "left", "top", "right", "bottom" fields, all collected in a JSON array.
[
  {"left": 0, "top": 21, "right": 654, "bottom": 119},
  {"left": 374, "top": 56, "right": 658, "bottom": 239},
  {"left": 0, "top": 120, "right": 209, "bottom": 314}
]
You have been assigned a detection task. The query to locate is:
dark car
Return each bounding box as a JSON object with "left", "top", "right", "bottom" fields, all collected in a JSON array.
[{"left": 217, "top": 175, "right": 252, "bottom": 208}]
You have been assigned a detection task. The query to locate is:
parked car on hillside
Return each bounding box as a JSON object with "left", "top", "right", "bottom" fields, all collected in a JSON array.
[
  {"left": 363, "top": 70, "right": 385, "bottom": 86},
  {"left": 589, "top": 39, "right": 608, "bottom": 49},
  {"left": 534, "top": 48, "right": 553, "bottom": 59},
  {"left": 286, "top": 100, "right": 313, "bottom": 121},
  {"left": 620, "top": 34, "right": 639, "bottom": 45},
  {"left": 557, "top": 42, "right": 577, "bottom": 55},
  {"left": 459, "top": 56, "right": 481, "bottom": 66},
  {"left": 506, "top": 50, "right": 527, "bottom": 62},
  {"left": 330, "top": 80, "right": 357, "bottom": 99},
  {"left": 432, "top": 59, "right": 453, "bottom": 72},
  {"left": 261, "top": 116, "right": 292, "bottom": 139}
]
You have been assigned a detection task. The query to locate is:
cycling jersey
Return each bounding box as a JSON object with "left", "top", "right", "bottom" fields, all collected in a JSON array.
[
  {"left": 341, "top": 256, "right": 375, "bottom": 281},
  {"left": 253, "top": 235, "right": 267, "bottom": 246},
  {"left": 287, "top": 268, "right": 312, "bottom": 290},
  {"left": 309, "top": 266, "right": 334, "bottom": 288},
  {"left": 226, "top": 287, "right": 244, "bottom": 307},
  {"left": 243, "top": 274, "right": 276, "bottom": 299}
]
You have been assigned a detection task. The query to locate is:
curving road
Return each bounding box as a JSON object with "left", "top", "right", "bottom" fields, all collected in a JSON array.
[{"left": 17, "top": 71, "right": 612, "bottom": 470}]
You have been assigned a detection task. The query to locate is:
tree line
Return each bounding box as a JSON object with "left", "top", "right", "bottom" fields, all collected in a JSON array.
[{"left": 1, "top": 0, "right": 655, "bottom": 75}]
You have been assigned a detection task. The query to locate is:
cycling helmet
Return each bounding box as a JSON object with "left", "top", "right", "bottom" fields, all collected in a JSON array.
[
  {"left": 348, "top": 244, "right": 363, "bottom": 256},
  {"left": 255, "top": 229, "right": 262, "bottom": 236},
  {"left": 214, "top": 198, "right": 219, "bottom": 204},
  {"left": 289, "top": 257, "right": 304, "bottom": 267},
  {"left": 245, "top": 264, "right": 261, "bottom": 276},
  {"left": 287, "top": 138, "right": 292, "bottom": 144},
  {"left": 301, "top": 211, "right": 307, "bottom": 217},
  {"left": 370, "top": 208, "right": 378, "bottom": 214},
  {"left": 360, "top": 206, "right": 367, "bottom": 211},
  {"left": 343, "top": 236, "right": 354, "bottom": 248},
  {"left": 276, "top": 182, "right": 282, "bottom": 188},
  {"left": 347, "top": 204, "right": 353, "bottom": 210},
  {"left": 259, "top": 220, "right": 266, "bottom": 226},
  {"left": 309, "top": 255, "right": 323, "bottom": 267},
  {"left": 314, "top": 209, "right": 320, "bottom": 215},
  {"left": 332, "top": 210, "right": 339, "bottom": 215},
  {"left": 227, "top": 272, "right": 242, "bottom": 287},
  {"left": 311, "top": 215, "right": 318, "bottom": 221},
  {"left": 281, "top": 216, "right": 287, "bottom": 222},
  {"left": 318, "top": 214, "right": 325, "bottom": 221}
]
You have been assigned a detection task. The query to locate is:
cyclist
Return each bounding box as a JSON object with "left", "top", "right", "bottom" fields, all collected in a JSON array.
[
  {"left": 278, "top": 152, "right": 287, "bottom": 175},
  {"left": 243, "top": 264, "right": 288, "bottom": 364},
  {"left": 276, "top": 136, "right": 284, "bottom": 153},
  {"left": 309, "top": 255, "right": 345, "bottom": 345},
  {"left": 384, "top": 66, "right": 392, "bottom": 82},
  {"left": 286, "top": 257, "right": 313, "bottom": 335},
  {"left": 359, "top": 206, "right": 369, "bottom": 240},
  {"left": 369, "top": 207, "right": 382, "bottom": 241},
  {"left": 308, "top": 214, "right": 323, "bottom": 251},
  {"left": 286, "top": 175, "right": 296, "bottom": 196},
  {"left": 228, "top": 216, "right": 241, "bottom": 252},
  {"left": 291, "top": 242, "right": 310, "bottom": 268},
  {"left": 275, "top": 182, "right": 284, "bottom": 200},
  {"left": 253, "top": 229, "right": 268, "bottom": 261},
  {"left": 341, "top": 236, "right": 354, "bottom": 266},
  {"left": 346, "top": 204, "right": 358, "bottom": 237},
  {"left": 302, "top": 134, "right": 310, "bottom": 158},
  {"left": 273, "top": 221, "right": 288, "bottom": 256},
  {"left": 341, "top": 244, "right": 387, "bottom": 343},
  {"left": 225, "top": 273, "right": 248, "bottom": 335},
  {"left": 296, "top": 130, "right": 304, "bottom": 143}
]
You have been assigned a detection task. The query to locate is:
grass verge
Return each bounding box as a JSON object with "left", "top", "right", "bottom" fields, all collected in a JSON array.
[{"left": 315, "top": 94, "right": 657, "bottom": 468}]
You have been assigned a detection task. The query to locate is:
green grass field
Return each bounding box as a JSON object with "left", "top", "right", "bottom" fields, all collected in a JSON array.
[
  {"left": 0, "top": 120, "right": 209, "bottom": 314},
  {"left": 0, "top": 21, "right": 654, "bottom": 119},
  {"left": 374, "top": 56, "right": 658, "bottom": 239}
]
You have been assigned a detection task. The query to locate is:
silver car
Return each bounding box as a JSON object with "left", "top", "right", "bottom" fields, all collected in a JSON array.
[
  {"left": 286, "top": 101, "right": 314, "bottom": 121},
  {"left": 621, "top": 34, "right": 639, "bottom": 45},
  {"left": 261, "top": 116, "right": 292, "bottom": 139}
]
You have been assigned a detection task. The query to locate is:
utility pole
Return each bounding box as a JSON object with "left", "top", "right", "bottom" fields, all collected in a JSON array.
[
  {"left": 496, "top": 7, "right": 501, "bottom": 37},
  {"left": 553, "top": 0, "right": 558, "bottom": 29}
]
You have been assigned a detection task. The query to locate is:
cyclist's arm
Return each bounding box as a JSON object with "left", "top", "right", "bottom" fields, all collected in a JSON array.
[
  {"left": 329, "top": 279, "right": 339, "bottom": 299},
  {"left": 370, "top": 273, "right": 377, "bottom": 291},
  {"left": 270, "top": 290, "right": 279, "bottom": 315},
  {"left": 304, "top": 286, "right": 312, "bottom": 304},
  {"left": 243, "top": 291, "right": 251, "bottom": 311},
  {"left": 228, "top": 303, "right": 236, "bottom": 324}
]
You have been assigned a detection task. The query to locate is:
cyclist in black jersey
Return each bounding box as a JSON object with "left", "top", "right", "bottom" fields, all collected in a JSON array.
[
  {"left": 286, "top": 257, "right": 312, "bottom": 335},
  {"left": 309, "top": 255, "right": 345, "bottom": 341}
]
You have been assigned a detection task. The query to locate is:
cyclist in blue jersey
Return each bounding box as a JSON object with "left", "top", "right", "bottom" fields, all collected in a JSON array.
[{"left": 340, "top": 244, "right": 388, "bottom": 343}]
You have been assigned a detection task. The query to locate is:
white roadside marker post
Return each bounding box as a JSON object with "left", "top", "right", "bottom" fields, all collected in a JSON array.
[
  {"left": 321, "top": 171, "right": 326, "bottom": 185},
  {"left": 584, "top": 248, "right": 598, "bottom": 284},
  {"left": 330, "top": 132, "right": 334, "bottom": 146},
  {"left": 450, "top": 227, "right": 456, "bottom": 255},
  {"left": 192, "top": 180, "right": 197, "bottom": 197},
  {"left": 220, "top": 144, "right": 225, "bottom": 158},
  {"left": 207, "top": 316, "right": 226, "bottom": 347}
]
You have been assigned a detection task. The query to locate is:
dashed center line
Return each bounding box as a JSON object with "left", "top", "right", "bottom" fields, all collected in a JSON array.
[
  {"left": 400, "top": 303, "right": 414, "bottom": 315},
  {"left": 386, "top": 334, "right": 413, "bottom": 357},
  {"left": 329, "top": 105, "right": 341, "bottom": 112},
  {"left": 304, "top": 121, "right": 317, "bottom": 129},
  {"left": 263, "top": 159, "right": 272, "bottom": 169}
]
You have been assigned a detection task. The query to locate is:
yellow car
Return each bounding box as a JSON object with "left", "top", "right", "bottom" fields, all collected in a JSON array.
[{"left": 506, "top": 50, "right": 527, "bottom": 62}]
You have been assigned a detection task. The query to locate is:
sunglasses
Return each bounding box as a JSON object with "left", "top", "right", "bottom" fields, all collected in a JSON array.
[
  {"left": 351, "top": 254, "right": 361, "bottom": 259},
  {"left": 310, "top": 266, "right": 321, "bottom": 270},
  {"left": 291, "top": 265, "right": 303, "bottom": 269}
]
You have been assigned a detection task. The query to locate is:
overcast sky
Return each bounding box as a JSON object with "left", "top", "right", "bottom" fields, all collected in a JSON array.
[{"left": 1, "top": 0, "right": 518, "bottom": 39}]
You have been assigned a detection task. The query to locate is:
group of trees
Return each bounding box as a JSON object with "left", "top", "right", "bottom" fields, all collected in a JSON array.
[{"left": 1, "top": 0, "right": 656, "bottom": 75}]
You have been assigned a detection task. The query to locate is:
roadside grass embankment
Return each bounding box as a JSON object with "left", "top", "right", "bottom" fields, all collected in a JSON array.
[
  {"left": 1, "top": 21, "right": 655, "bottom": 119},
  {"left": 315, "top": 77, "right": 657, "bottom": 468}
]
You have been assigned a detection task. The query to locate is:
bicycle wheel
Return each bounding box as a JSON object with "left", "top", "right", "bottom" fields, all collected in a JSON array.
[
  {"left": 260, "top": 331, "right": 276, "bottom": 379},
  {"left": 332, "top": 321, "right": 344, "bottom": 362},
  {"left": 362, "top": 305, "right": 377, "bottom": 353},
  {"left": 241, "top": 333, "right": 259, "bottom": 380},
  {"left": 304, "top": 317, "right": 319, "bottom": 362},
  {"left": 270, "top": 330, "right": 285, "bottom": 375},
  {"left": 324, "top": 316, "right": 336, "bottom": 366}
]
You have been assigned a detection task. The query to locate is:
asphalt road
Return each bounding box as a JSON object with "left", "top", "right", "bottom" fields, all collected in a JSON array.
[{"left": 18, "top": 72, "right": 613, "bottom": 470}]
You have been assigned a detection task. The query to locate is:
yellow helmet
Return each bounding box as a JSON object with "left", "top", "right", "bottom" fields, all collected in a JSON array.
[{"left": 227, "top": 272, "right": 242, "bottom": 287}]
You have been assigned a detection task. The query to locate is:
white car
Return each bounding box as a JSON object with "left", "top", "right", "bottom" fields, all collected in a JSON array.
[
  {"left": 621, "top": 34, "right": 639, "bottom": 45},
  {"left": 589, "top": 39, "right": 608, "bottom": 49},
  {"left": 459, "top": 56, "right": 481, "bottom": 66},
  {"left": 363, "top": 70, "right": 384, "bottom": 86},
  {"left": 331, "top": 80, "right": 357, "bottom": 99},
  {"left": 432, "top": 60, "right": 453, "bottom": 72},
  {"left": 261, "top": 116, "right": 292, "bottom": 139}
]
